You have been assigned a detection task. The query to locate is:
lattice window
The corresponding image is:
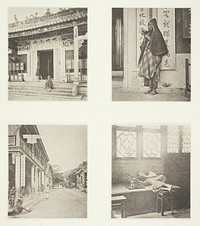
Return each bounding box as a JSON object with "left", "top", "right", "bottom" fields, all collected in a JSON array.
[
  {"left": 182, "top": 126, "right": 191, "bottom": 153},
  {"left": 167, "top": 126, "right": 179, "bottom": 153},
  {"left": 116, "top": 130, "right": 137, "bottom": 158},
  {"left": 167, "top": 125, "right": 191, "bottom": 153},
  {"left": 143, "top": 125, "right": 161, "bottom": 129},
  {"left": 143, "top": 132, "right": 161, "bottom": 158}
]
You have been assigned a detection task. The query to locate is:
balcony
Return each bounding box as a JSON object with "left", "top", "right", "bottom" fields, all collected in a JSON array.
[{"left": 9, "top": 135, "right": 46, "bottom": 170}]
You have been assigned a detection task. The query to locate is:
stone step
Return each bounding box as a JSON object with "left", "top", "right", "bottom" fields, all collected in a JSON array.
[
  {"left": 8, "top": 81, "right": 87, "bottom": 100},
  {"left": 9, "top": 89, "right": 73, "bottom": 96},
  {"left": 9, "top": 92, "right": 83, "bottom": 100},
  {"left": 9, "top": 88, "right": 87, "bottom": 97},
  {"left": 9, "top": 86, "right": 73, "bottom": 93},
  {"left": 9, "top": 84, "right": 73, "bottom": 89},
  {"left": 9, "top": 81, "right": 86, "bottom": 86},
  {"left": 9, "top": 83, "right": 87, "bottom": 90}
]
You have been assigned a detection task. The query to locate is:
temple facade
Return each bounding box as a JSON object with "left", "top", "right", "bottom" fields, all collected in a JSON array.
[
  {"left": 8, "top": 8, "right": 87, "bottom": 84},
  {"left": 112, "top": 8, "right": 191, "bottom": 93},
  {"left": 8, "top": 125, "right": 51, "bottom": 197}
]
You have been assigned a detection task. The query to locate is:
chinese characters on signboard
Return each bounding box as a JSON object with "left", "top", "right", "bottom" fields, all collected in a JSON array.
[
  {"left": 137, "top": 8, "right": 175, "bottom": 70},
  {"left": 158, "top": 8, "right": 175, "bottom": 70},
  {"left": 136, "top": 8, "right": 149, "bottom": 63},
  {"left": 182, "top": 8, "right": 191, "bottom": 39}
]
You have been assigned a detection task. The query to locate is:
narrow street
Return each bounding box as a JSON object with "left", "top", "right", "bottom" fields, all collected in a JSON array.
[{"left": 16, "top": 188, "right": 87, "bottom": 218}]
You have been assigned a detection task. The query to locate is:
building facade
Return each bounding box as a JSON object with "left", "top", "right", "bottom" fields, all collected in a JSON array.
[
  {"left": 112, "top": 8, "right": 191, "bottom": 93},
  {"left": 47, "top": 164, "right": 54, "bottom": 189},
  {"left": 8, "top": 125, "right": 50, "bottom": 197},
  {"left": 8, "top": 8, "right": 87, "bottom": 84},
  {"left": 76, "top": 161, "right": 87, "bottom": 191}
]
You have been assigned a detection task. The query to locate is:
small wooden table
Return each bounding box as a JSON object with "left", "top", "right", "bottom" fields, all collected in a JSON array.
[
  {"left": 156, "top": 185, "right": 180, "bottom": 216},
  {"left": 112, "top": 195, "right": 127, "bottom": 218}
]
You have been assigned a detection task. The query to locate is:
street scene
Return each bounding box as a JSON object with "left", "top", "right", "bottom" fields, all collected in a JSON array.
[
  {"left": 16, "top": 188, "right": 87, "bottom": 218},
  {"left": 8, "top": 125, "right": 87, "bottom": 218},
  {"left": 8, "top": 7, "right": 87, "bottom": 100}
]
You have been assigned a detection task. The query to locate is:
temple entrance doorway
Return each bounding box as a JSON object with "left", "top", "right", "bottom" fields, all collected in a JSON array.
[{"left": 37, "top": 50, "right": 53, "bottom": 79}]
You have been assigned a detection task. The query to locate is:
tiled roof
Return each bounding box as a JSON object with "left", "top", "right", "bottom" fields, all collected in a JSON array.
[{"left": 9, "top": 8, "right": 87, "bottom": 33}]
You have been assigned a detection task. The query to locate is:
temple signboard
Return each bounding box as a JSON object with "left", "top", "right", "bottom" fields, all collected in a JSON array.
[
  {"left": 136, "top": 8, "right": 175, "bottom": 70},
  {"left": 158, "top": 8, "right": 176, "bottom": 70},
  {"left": 136, "top": 8, "right": 149, "bottom": 65},
  {"left": 182, "top": 8, "right": 191, "bottom": 39}
]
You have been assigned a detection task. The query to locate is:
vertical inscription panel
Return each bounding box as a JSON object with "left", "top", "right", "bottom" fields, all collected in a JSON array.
[{"left": 158, "top": 8, "right": 176, "bottom": 70}]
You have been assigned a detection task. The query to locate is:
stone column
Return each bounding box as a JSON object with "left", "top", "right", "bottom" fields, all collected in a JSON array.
[
  {"left": 14, "top": 153, "right": 21, "bottom": 197},
  {"left": 38, "top": 170, "right": 41, "bottom": 192},
  {"left": 31, "top": 165, "right": 35, "bottom": 193},
  {"left": 35, "top": 167, "right": 38, "bottom": 193},
  {"left": 73, "top": 25, "right": 79, "bottom": 84},
  {"left": 41, "top": 171, "right": 45, "bottom": 192},
  {"left": 26, "top": 51, "right": 31, "bottom": 81},
  {"left": 30, "top": 50, "right": 38, "bottom": 81},
  {"left": 20, "top": 155, "right": 26, "bottom": 188},
  {"left": 60, "top": 48, "right": 66, "bottom": 81},
  {"left": 53, "top": 47, "right": 62, "bottom": 81}
]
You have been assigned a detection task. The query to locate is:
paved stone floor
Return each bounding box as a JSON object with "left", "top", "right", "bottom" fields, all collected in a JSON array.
[
  {"left": 8, "top": 93, "right": 87, "bottom": 101},
  {"left": 112, "top": 209, "right": 190, "bottom": 218},
  {"left": 112, "top": 89, "right": 190, "bottom": 102},
  {"left": 14, "top": 188, "right": 87, "bottom": 218}
]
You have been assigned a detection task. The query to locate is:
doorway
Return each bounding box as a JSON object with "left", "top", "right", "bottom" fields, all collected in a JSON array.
[
  {"left": 37, "top": 50, "right": 53, "bottom": 79},
  {"left": 112, "top": 8, "right": 123, "bottom": 72}
]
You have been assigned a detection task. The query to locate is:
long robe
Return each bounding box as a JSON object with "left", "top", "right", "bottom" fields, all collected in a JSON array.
[
  {"left": 45, "top": 78, "right": 53, "bottom": 89},
  {"left": 138, "top": 18, "right": 168, "bottom": 83}
]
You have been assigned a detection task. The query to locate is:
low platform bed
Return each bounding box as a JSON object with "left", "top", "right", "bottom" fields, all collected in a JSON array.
[{"left": 112, "top": 184, "right": 179, "bottom": 216}]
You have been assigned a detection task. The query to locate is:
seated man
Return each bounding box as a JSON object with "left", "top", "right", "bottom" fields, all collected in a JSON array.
[
  {"left": 45, "top": 75, "right": 54, "bottom": 92},
  {"left": 129, "top": 171, "right": 167, "bottom": 190}
]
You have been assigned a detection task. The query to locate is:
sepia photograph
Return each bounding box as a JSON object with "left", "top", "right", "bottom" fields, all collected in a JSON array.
[
  {"left": 8, "top": 7, "right": 87, "bottom": 101},
  {"left": 112, "top": 8, "right": 191, "bottom": 101},
  {"left": 112, "top": 124, "right": 190, "bottom": 218},
  {"left": 8, "top": 125, "right": 87, "bottom": 218}
]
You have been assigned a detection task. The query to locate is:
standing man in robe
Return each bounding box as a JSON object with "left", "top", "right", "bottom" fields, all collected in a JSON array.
[{"left": 138, "top": 18, "right": 168, "bottom": 95}]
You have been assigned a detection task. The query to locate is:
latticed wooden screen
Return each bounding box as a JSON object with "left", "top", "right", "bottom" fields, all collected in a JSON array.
[
  {"left": 116, "top": 130, "right": 137, "bottom": 158},
  {"left": 143, "top": 132, "right": 161, "bottom": 158},
  {"left": 167, "top": 125, "right": 191, "bottom": 153},
  {"left": 182, "top": 126, "right": 191, "bottom": 153},
  {"left": 115, "top": 125, "right": 191, "bottom": 158},
  {"left": 167, "top": 126, "right": 179, "bottom": 153}
]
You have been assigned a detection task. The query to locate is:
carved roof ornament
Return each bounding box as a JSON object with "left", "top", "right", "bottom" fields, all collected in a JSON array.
[
  {"left": 59, "top": 8, "right": 67, "bottom": 13},
  {"left": 14, "top": 15, "right": 19, "bottom": 24},
  {"left": 62, "top": 39, "right": 73, "bottom": 47},
  {"left": 78, "top": 39, "right": 84, "bottom": 48},
  {"left": 9, "top": 8, "right": 87, "bottom": 35},
  {"left": 45, "top": 8, "right": 51, "bottom": 16}
]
